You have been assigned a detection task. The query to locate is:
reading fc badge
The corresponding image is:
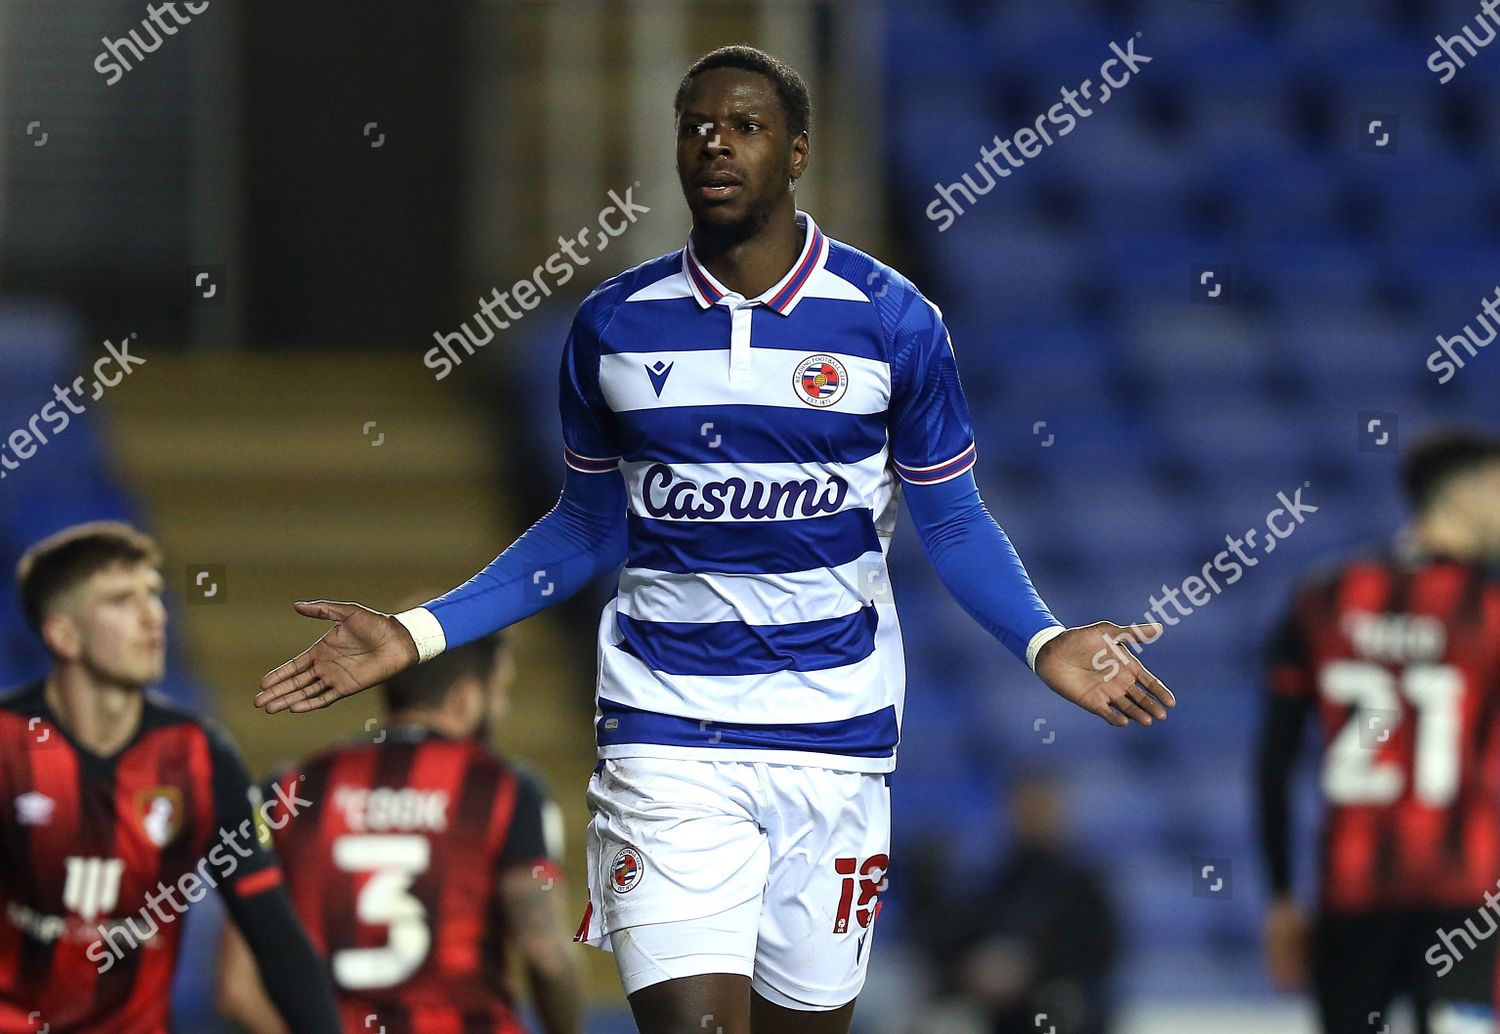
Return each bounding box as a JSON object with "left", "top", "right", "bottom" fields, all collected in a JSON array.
[
  {"left": 610, "top": 846, "right": 644, "bottom": 893},
  {"left": 795, "top": 354, "right": 848, "bottom": 408}
]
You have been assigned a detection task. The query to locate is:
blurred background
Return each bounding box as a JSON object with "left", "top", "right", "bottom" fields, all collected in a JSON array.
[{"left": 2, "top": 0, "right": 1499, "bottom": 1030}]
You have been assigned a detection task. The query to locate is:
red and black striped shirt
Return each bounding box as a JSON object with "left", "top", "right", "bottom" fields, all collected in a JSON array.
[
  {"left": 1263, "top": 555, "right": 1500, "bottom": 913},
  {"left": 0, "top": 681, "right": 285, "bottom": 1034},
  {"left": 266, "top": 727, "right": 555, "bottom": 1034}
]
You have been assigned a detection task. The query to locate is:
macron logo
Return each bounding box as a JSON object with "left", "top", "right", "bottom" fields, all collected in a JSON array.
[{"left": 645, "top": 360, "right": 674, "bottom": 398}]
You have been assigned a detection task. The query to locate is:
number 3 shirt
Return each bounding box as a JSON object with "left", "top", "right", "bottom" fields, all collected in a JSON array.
[{"left": 263, "top": 726, "right": 557, "bottom": 1033}]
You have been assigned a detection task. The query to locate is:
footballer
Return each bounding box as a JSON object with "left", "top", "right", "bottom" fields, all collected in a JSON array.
[
  {"left": 255, "top": 46, "right": 1175, "bottom": 1034},
  {"left": 0, "top": 521, "right": 339, "bottom": 1033},
  {"left": 218, "top": 629, "right": 579, "bottom": 1034},
  {"left": 1258, "top": 429, "right": 1500, "bottom": 1033}
]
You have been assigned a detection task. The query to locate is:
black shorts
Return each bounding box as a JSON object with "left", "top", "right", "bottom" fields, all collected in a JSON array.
[{"left": 1315, "top": 908, "right": 1497, "bottom": 1034}]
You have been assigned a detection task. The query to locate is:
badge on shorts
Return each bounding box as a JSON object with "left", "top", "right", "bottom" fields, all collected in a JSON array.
[{"left": 610, "top": 846, "right": 644, "bottom": 893}]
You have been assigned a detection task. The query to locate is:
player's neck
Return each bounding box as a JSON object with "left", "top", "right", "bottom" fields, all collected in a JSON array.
[
  {"left": 691, "top": 204, "right": 804, "bottom": 300},
  {"left": 44, "top": 666, "right": 144, "bottom": 757},
  {"left": 386, "top": 708, "right": 469, "bottom": 740}
]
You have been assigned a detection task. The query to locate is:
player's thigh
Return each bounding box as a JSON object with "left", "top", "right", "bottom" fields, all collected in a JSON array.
[
  {"left": 580, "top": 758, "right": 769, "bottom": 994},
  {"left": 1314, "top": 911, "right": 1409, "bottom": 1033},
  {"left": 628, "top": 972, "right": 753, "bottom": 1034},
  {"left": 752, "top": 766, "right": 890, "bottom": 1012},
  {"left": 610, "top": 894, "right": 763, "bottom": 1008},
  {"left": 751, "top": 990, "right": 857, "bottom": 1034}
]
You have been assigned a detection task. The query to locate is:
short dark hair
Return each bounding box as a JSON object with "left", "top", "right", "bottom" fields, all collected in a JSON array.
[
  {"left": 381, "top": 631, "right": 505, "bottom": 713},
  {"left": 1402, "top": 427, "right": 1500, "bottom": 512},
  {"left": 674, "top": 45, "right": 812, "bottom": 140},
  {"left": 16, "top": 521, "right": 162, "bottom": 636}
]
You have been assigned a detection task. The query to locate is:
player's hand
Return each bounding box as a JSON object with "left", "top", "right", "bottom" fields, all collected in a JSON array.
[
  {"left": 1032, "top": 621, "right": 1175, "bottom": 727},
  {"left": 254, "top": 601, "right": 419, "bottom": 714},
  {"left": 1263, "top": 897, "right": 1310, "bottom": 991}
]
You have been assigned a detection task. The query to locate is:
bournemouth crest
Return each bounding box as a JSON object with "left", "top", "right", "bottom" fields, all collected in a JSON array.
[
  {"left": 795, "top": 354, "right": 848, "bottom": 408},
  {"left": 135, "top": 786, "right": 185, "bottom": 849}
]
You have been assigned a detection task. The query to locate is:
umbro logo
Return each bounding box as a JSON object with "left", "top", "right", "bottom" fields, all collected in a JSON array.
[
  {"left": 15, "top": 791, "right": 55, "bottom": 826},
  {"left": 645, "top": 360, "right": 674, "bottom": 397}
]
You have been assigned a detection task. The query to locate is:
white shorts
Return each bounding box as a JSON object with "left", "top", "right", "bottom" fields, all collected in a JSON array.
[{"left": 573, "top": 755, "right": 891, "bottom": 1010}]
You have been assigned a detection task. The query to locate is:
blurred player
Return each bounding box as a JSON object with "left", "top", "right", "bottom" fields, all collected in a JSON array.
[
  {"left": 0, "top": 521, "right": 339, "bottom": 1033},
  {"left": 216, "top": 629, "right": 579, "bottom": 1034},
  {"left": 253, "top": 45, "right": 1175, "bottom": 1034},
  {"left": 1258, "top": 429, "right": 1500, "bottom": 1033}
]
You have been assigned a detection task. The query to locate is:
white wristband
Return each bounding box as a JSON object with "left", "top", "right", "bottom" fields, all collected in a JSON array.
[
  {"left": 1026, "top": 625, "right": 1067, "bottom": 672},
  {"left": 393, "top": 607, "right": 447, "bottom": 664}
]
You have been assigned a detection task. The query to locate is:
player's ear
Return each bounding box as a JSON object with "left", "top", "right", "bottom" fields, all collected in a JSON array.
[
  {"left": 42, "top": 611, "right": 82, "bottom": 662},
  {"left": 789, "top": 132, "right": 809, "bottom": 184}
]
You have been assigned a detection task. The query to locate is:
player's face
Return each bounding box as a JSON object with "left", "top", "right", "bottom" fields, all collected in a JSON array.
[
  {"left": 676, "top": 68, "right": 806, "bottom": 237},
  {"left": 61, "top": 562, "right": 168, "bottom": 688},
  {"left": 1463, "top": 460, "right": 1500, "bottom": 556}
]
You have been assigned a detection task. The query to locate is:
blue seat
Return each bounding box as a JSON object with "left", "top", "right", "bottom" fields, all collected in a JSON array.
[{"left": 1400, "top": 242, "right": 1500, "bottom": 326}]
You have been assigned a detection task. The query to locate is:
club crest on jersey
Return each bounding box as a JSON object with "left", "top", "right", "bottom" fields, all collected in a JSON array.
[
  {"left": 134, "top": 786, "right": 184, "bottom": 848},
  {"left": 610, "top": 845, "right": 644, "bottom": 893},
  {"left": 796, "top": 354, "right": 848, "bottom": 407}
]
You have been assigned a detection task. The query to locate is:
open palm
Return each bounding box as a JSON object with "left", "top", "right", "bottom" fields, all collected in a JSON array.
[
  {"left": 1033, "top": 621, "right": 1176, "bottom": 726},
  {"left": 254, "top": 601, "right": 418, "bottom": 714}
]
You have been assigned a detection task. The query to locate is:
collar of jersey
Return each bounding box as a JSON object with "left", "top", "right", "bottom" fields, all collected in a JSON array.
[{"left": 681, "top": 209, "right": 827, "bottom": 316}]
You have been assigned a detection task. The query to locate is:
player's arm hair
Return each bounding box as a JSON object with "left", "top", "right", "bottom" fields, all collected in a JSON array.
[
  {"left": 494, "top": 771, "right": 581, "bottom": 1034},
  {"left": 496, "top": 866, "right": 582, "bottom": 1034},
  {"left": 1256, "top": 602, "right": 1315, "bottom": 899},
  {"left": 215, "top": 919, "right": 290, "bottom": 1034}
]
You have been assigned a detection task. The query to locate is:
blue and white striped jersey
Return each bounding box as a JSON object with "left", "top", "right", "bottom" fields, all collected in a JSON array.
[{"left": 561, "top": 211, "right": 977, "bottom": 772}]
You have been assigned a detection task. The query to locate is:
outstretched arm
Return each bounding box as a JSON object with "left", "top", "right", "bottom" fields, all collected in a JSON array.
[
  {"left": 258, "top": 298, "right": 627, "bottom": 715},
  {"left": 903, "top": 470, "right": 1174, "bottom": 727},
  {"left": 255, "top": 467, "right": 626, "bottom": 713},
  {"left": 406, "top": 464, "right": 626, "bottom": 655},
  {"left": 881, "top": 283, "right": 1173, "bottom": 727}
]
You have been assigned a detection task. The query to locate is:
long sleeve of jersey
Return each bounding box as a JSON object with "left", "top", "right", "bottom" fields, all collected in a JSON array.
[
  {"left": 420, "top": 468, "right": 627, "bottom": 650},
  {"left": 409, "top": 304, "right": 630, "bottom": 652},
  {"left": 1257, "top": 597, "right": 1315, "bottom": 897},
  {"left": 903, "top": 471, "right": 1061, "bottom": 665},
  {"left": 882, "top": 287, "right": 1060, "bottom": 665},
  {"left": 207, "top": 726, "right": 341, "bottom": 1033}
]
